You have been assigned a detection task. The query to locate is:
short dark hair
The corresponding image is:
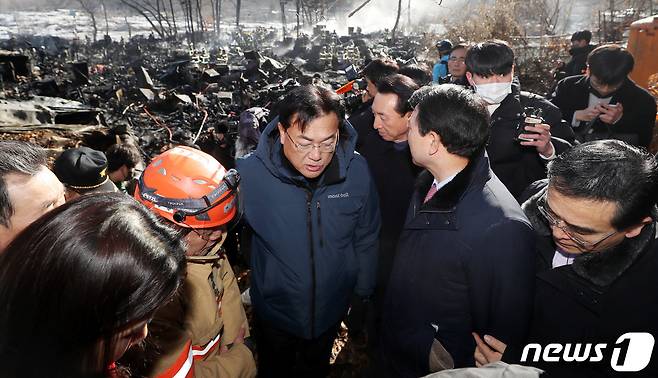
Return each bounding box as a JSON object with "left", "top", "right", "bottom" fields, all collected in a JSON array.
[
  {"left": 0, "top": 193, "right": 186, "bottom": 377},
  {"left": 465, "top": 40, "right": 515, "bottom": 78},
  {"left": 106, "top": 143, "right": 142, "bottom": 172},
  {"left": 0, "top": 141, "right": 48, "bottom": 228},
  {"left": 587, "top": 44, "right": 634, "bottom": 85},
  {"left": 361, "top": 58, "right": 399, "bottom": 85},
  {"left": 398, "top": 64, "right": 432, "bottom": 87},
  {"left": 450, "top": 43, "right": 469, "bottom": 55},
  {"left": 547, "top": 140, "right": 658, "bottom": 230},
  {"left": 571, "top": 30, "right": 592, "bottom": 43},
  {"left": 375, "top": 74, "right": 420, "bottom": 115},
  {"left": 278, "top": 84, "right": 345, "bottom": 133},
  {"left": 409, "top": 84, "right": 490, "bottom": 159}
]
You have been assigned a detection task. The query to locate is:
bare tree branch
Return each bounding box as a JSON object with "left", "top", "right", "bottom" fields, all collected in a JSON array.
[{"left": 392, "top": 0, "right": 402, "bottom": 39}]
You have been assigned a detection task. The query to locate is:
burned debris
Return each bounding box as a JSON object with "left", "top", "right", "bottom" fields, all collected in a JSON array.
[{"left": 0, "top": 25, "right": 426, "bottom": 169}]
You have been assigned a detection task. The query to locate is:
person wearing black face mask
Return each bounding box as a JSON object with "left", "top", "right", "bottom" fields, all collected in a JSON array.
[{"left": 550, "top": 44, "right": 657, "bottom": 149}]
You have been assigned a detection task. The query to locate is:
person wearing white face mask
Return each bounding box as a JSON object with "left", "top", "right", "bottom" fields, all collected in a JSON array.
[{"left": 464, "top": 40, "right": 576, "bottom": 201}]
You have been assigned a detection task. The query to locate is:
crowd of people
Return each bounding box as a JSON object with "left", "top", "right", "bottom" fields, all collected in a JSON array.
[{"left": 0, "top": 32, "right": 657, "bottom": 378}]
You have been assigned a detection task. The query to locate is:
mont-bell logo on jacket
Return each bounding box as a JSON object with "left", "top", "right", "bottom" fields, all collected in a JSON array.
[
  {"left": 521, "top": 332, "right": 655, "bottom": 372},
  {"left": 327, "top": 192, "right": 349, "bottom": 199}
]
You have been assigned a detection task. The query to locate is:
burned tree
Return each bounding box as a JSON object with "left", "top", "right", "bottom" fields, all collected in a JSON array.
[
  {"left": 76, "top": 0, "right": 101, "bottom": 42},
  {"left": 210, "top": 0, "right": 222, "bottom": 36},
  {"left": 119, "top": 0, "right": 178, "bottom": 39},
  {"left": 392, "top": 0, "right": 402, "bottom": 39},
  {"left": 236, "top": 0, "right": 241, "bottom": 27}
]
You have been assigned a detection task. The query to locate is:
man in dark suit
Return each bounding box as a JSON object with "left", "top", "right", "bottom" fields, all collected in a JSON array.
[
  {"left": 350, "top": 75, "right": 421, "bottom": 376},
  {"left": 550, "top": 44, "right": 657, "bottom": 149},
  {"left": 473, "top": 140, "right": 658, "bottom": 377},
  {"left": 382, "top": 85, "right": 536, "bottom": 377}
]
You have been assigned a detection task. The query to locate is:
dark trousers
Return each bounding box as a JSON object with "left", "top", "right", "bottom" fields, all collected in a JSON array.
[{"left": 254, "top": 315, "right": 339, "bottom": 378}]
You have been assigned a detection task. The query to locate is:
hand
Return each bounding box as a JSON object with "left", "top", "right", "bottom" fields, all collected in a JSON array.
[
  {"left": 574, "top": 107, "right": 601, "bottom": 122},
  {"left": 519, "top": 123, "right": 554, "bottom": 157},
  {"left": 473, "top": 332, "right": 506, "bottom": 367},
  {"left": 219, "top": 326, "right": 246, "bottom": 354},
  {"left": 595, "top": 103, "right": 623, "bottom": 124},
  {"left": 361, "top": 90, "right": 373, "bottom": 103}
]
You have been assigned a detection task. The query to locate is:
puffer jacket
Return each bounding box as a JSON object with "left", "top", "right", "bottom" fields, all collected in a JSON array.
[{"left": 236, "top": 118, "right": 381, "bottom": 339}]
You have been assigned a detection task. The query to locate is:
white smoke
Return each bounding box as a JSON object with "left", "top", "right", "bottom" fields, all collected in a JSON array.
[{"left": 321, "top": 0, "right": 465, "bottom": 35}]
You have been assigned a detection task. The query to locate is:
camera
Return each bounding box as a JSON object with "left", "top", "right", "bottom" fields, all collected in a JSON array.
[{"left": 353, "top": 78, "right": 367, "bottom": 91}]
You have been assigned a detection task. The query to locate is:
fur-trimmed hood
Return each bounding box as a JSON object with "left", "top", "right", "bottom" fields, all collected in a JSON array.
[
  {"left": 414, "top": 149, "right": 490, "bottom": 213},
  {"left": 523, "top": 185, "right": 657, "bottom": 288}
]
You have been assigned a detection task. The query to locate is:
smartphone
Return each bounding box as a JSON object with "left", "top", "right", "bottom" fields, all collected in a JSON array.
[{"left": 515, "top": 116, "right": 543, "bottom": 142}]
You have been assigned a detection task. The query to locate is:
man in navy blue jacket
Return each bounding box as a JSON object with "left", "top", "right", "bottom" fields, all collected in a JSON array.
[
  {"left": 236, "top": 85, "right": 381, "bottom": 377},
  {"left": 381, "top": 85, "right": 536, "bottom": 377}
]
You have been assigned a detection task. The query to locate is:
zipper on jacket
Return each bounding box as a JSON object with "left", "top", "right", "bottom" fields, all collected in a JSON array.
[
  {"left": 306, "top": 191, "right": 317, "bottom": 339},
  {"left": 317, "top": 201, "right": 324, "bottom": 249}
]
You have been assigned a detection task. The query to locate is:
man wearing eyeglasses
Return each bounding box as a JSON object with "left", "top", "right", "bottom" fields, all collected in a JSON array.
[
  {"left": 473, "top": 140, "right": 658, "bottom": 377},
  {"left": 236, "top": 85, "right": 381, "bottom": 377},
  {"left": 438, "top": 43, "right": 469, "bottom": 87},
  {"left": 550, "top": 44, "right": 656, "bottom": 149}
]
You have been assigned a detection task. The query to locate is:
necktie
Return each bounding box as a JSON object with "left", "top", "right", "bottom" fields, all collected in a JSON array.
[{"left": 424, "top": 183, "right": 438, "bottom": 203}]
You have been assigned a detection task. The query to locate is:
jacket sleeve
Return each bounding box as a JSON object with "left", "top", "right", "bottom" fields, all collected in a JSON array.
[
  {"left": 550, "top": 120, "right": 575, "bottom": 156},
  {"left": 352, "top": 171, "right": 381, "bottom": 297},
  {"left": 432, "top": 63, "right": 441, "bottom": 82},
  {"left": 549, "top": 79, "right": 577, "bottom": 126},
  {"left": 218, "top": 258, "right": 250, "bottom": 344},
  {"left": 622, "top": 94, "right": 657, "bottom": 149},
  {"left": 193, "top": 344, "right": 256, "bottom": 378},
  {"left": 193, "top": 257, "right": 256, "bottom": 377},
  {"left": 136, "top": 261, "right": 256, "bottom": 378},
  {"left": 541, "top": 99, "right": 575, "bottom": 155},
  {"left": 466, "top": 219, "right": 536, "bottom": 359}
]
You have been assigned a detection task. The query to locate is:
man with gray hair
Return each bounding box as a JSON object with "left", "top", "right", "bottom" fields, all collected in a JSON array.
[{"left": 0, "top": 141, "right": 65, "bottom": 252}]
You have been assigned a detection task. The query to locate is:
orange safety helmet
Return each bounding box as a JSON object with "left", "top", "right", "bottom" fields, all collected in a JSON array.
[{"left": 135, "top": 146, "right": 240, "bottom": 229}]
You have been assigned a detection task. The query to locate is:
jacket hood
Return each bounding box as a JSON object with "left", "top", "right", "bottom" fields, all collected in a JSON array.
[
  {"left": 524, "top": 186, "right": 658, "bottom": 287},
  {"left": 253, "top": 116, "right": 358, "bottom": 187}
]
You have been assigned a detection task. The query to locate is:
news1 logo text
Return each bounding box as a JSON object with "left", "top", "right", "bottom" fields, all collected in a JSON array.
[{"left": 521, "top": 333, "right": 655, "bottom": 372}]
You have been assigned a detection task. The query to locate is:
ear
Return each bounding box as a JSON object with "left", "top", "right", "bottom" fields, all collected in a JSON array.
[
  {"left": 429, "top": 131, "right": 442, "bottom": 156},
  {"left": 585, "top": 66, "right": 590, "bottom": 77},
  {"left": 465, "top": 72, "right": 475, "bottom": 87},
  {"left": 510, "top": 64, "right": 515, "bottom": 77},
  {"left": 624, "top": 217, "right": 653, "bottom": 239},
  {"left": 403, "top": 111, "right": 413, "bottom": 120},
  {"left": 277, "top": 122, "right": 286, "bottom": 145}
]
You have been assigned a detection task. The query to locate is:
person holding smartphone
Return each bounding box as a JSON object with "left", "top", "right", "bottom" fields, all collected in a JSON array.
[
  {"left": 464, "top": 40, "right": 576, "bottom": 201},
  {"left": 550, "top": 44, "right": 657, "bottom": 148}
]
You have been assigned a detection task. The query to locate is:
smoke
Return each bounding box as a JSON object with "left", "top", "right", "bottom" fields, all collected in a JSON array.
[{"left": 322, "top": 0, "right": 465, "bottom": 35}]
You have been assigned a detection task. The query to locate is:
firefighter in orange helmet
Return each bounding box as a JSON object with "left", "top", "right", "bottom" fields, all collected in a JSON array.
[{"left": 129, "top": 146, "right": 256, "bottom": 377}]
